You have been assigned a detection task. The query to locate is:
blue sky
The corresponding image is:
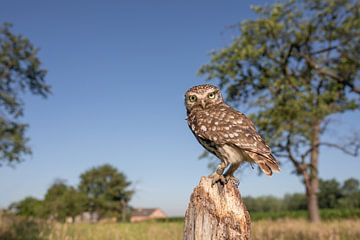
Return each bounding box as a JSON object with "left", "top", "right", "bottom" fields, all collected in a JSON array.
[{"left": 0, "top": 0, "right": 359, "bottom": 216}]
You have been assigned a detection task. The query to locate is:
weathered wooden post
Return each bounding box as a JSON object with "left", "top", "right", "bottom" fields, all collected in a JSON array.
[{"left": 183, "top": 176, "right": 251, "bottom": 240}]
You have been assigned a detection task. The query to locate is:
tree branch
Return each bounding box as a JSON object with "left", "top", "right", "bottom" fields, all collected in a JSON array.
[
  {"left": 285, "top": 134, "right": 311, "bottom": 190},
  {"left": 301, "top": 53, "right": 360, "bottom": 94},
  {"left": 319, "top": 142, "right": 360, "bottom": 157},
  {"left": 302, "top": 140, "right": 360, "bottom": 159},
  {"left": 310, "top": 46, "right": 338, "bottom": 56}
]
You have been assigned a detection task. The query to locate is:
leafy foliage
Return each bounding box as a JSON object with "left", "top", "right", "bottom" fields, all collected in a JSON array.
[
  {"left": 341, "top": 178, "right": 360, "bottom": 195},
  {"left": 42, "top": 180, "right": 87, "bottom": 221},
  {"left": 0, "top": 23, "right": 50, "bottom": 166},
  {"left": 318, "top": 178, "right": 342, "bottom": 208},
  {"left": 200, "top": 0, "right": 360, "bottom": 167},
  {"left": 243, "top": 196, "right": 283, "bottom": 212},
  {"left": 10, "top": 165, "right": 133, "bottom": 222},
  {"left": 199, "top": 0, "right": 360, "bottom": 221},
  {"left": 79, "top": 164, "right": 134, "bottom": 219},
  {"left": 250, "top": 208, "right": 360, "bottom": 221},
  {"left": 9, "top": 197, "right": 43, "bottom": 218},
  {"left": 243, "top": 178, "right": 360, "bottom": 213},
  {"left": 338, "top": 178, "right": 360, "bottom": 209},
  {"left": 283, "top": 193, "right": 307, "bottom": 211}
]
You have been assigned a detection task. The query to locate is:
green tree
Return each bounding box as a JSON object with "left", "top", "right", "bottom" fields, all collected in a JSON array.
[
  {"left": 243, "top": 195, "right": 283, "bottom": 212},
  {"left": 341, "top": 178, "right": 359, "bottom": 196},
  {"left": 283, "top": 193, "right": 307, "bottom": 211},
  {"left": 43, "top": 180, "right": 87, "bottom": 221},
  {"left": 338, "top": 178, "right": 360, "bottom": 208},
  {"left": 9, "top": 196, "right": 43, "bottom": 217},
  {"left": 318, "top": 178, "right": 342, "bottom": 209},
  {"left": 79, "top": 164, "right": 133, "bottom": 221},
  {"left": 199, "top": 0, "right": 360, "bottom": 222},
  {"left": 0, "top": 23, "right": 50, "bottom": 166}
]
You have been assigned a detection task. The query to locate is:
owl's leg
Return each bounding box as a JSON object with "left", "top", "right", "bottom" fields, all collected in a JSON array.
[
  {"left": 209, "top": 161, "right": 227, "bottom": 186},
  {"left": 224, "top": 162, "right": 240, "bottom": 185}
]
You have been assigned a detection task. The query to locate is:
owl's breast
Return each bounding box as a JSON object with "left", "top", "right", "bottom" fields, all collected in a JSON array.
[{"left": 187, "top": 106, "right": 233, "bottom": 145}]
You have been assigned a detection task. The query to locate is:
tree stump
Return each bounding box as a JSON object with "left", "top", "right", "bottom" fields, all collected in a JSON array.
[{"left": 183, "top": 176, "right": 251, "bottom": 240}]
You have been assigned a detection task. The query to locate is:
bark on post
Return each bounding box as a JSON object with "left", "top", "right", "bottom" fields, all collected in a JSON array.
[{"left": 184, "top": 176, "right": 251, "bottom": 240}]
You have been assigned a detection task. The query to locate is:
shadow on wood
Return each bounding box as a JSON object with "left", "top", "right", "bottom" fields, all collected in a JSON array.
[{"left": 184, "top": 176, "right": 251, "bottom": 240}]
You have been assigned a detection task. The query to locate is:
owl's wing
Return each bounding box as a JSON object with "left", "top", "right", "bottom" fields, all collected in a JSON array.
[
  {"left": 194, "top": 105, "right": 269, "bottom": 153},
  {"left": 193, "top": 104, "right": 280, "bottom": 174}
]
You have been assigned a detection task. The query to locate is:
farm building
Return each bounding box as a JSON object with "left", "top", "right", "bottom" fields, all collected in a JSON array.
[{"left": 130, "top": 208, "right": 167, "bottom": 222}]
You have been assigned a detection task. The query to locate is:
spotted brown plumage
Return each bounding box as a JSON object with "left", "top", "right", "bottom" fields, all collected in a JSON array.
[{"left": 185, "top": 84, "right": 280, "bottom": 185}]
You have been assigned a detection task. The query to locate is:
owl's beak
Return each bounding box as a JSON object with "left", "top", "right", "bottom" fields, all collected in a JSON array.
[{"left": 201, "top": 100, "right": 206, "bottom": 109}]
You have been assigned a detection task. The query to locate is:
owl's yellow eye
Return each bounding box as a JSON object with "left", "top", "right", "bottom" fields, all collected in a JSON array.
[
  {"left": 189, "top": 95, "right": 197, "bottom": 102},
  {"left": 208, "top": 92, "right": 216, "bottom": 99}
]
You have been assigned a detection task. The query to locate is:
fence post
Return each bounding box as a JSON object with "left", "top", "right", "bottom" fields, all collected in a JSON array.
[{"left": 183, "top": 176, "right": 251, "bottom": 240}]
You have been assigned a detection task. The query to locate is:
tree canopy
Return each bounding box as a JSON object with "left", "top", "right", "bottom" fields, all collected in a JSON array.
[
  {"left": 9, "top": 197, "right": 43, "bottom": 218},
  {"left": 199, "top": 0, "right": 360, "bottom": 222},
  {"left": 243, "top": 178, "right": 360, "bottom": 212},
  {"left": 43, "top": 180, "right": 87, "bottom": 221},
  {"left": 0, "top": 23, "right": 50, "bottom": 166},
  {"left": 79, "top": 164, "right": 134, "bottom": 219},
  {"left": 10, "top": 165, "right": 134, "bottom": 222}
]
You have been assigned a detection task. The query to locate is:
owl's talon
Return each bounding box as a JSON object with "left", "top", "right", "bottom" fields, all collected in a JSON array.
[
  {"left": 210, "top": 173, "right": 226, "bottom": 186},
  {"left": 225, "top": 175, "right": 240, "bottom": 186}
]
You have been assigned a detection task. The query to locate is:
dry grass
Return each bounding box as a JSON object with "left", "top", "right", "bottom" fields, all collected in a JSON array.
[
  {"left": 2, "top": 212, "right": 360, "bottom": 240},
  {"left": 47, "top": 222, "right": 183, "bottom": 240},
  {"left": 0, "top": 213, "right": 50, "bottom": 240},
  {"left": 252, "top": 219, "right": 360, "bottom": 240},
  {"left": 48, "top": 219, "right": 360, "bottom": 240}
]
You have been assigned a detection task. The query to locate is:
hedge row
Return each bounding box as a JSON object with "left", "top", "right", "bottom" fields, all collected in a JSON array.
[{"left": 152, "top": 209, "right": 360, "bottom": 222}]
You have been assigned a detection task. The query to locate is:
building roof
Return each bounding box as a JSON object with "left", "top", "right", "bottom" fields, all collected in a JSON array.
[{"left": 131, "top": 208, "right": 160, "bottom": 217}]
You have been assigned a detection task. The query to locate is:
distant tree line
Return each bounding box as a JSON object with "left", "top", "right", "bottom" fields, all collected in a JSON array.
[
  {"left": 9, "top": 164, "right": 134, "bottom": 222},
  {"left": 243, "top": 178, "right": 360, "bottom": 212}
]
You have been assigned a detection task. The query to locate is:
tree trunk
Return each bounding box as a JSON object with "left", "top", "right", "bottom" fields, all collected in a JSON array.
[
  {"left": 308, "top": 121, "right": 321, "bottom": 222},
  {"left": 306, "top": 183, "right": 320, "bottom": 222},
  {"left": 183, "top": 177, "right": 251, "bottom": 240}
]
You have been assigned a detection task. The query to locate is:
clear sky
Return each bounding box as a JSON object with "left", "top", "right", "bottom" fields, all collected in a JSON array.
[{"left": 0, "top": 0, "right": 359, "bottom": 216}]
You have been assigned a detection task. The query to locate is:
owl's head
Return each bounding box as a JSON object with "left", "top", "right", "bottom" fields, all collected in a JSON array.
[{"left": 185, "top": 84, "right": 224, "bottom": 112}]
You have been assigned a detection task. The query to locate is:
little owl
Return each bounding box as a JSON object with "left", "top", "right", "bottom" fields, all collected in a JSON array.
[{"left": 185, "top": 84, "right": 280, "bottom": 185}]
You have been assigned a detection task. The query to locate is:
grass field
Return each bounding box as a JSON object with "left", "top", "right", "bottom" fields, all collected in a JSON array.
[
  {"left": 45, "top": 219, "right": 360, "bottom": 240},
  {"left": 1, "top": 213, "right": 360, "bottom": 240}
]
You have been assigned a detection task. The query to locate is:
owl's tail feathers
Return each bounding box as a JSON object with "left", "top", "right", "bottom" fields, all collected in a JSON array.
[
  {"left": 264, "top": 154, "right": 281, "bottom": 175},
  {"left": 258, "top": 162, "right": 273, "bottom": 176},
  {"left": 248, "top": 152, "right": 281, "bottom": 176}
]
